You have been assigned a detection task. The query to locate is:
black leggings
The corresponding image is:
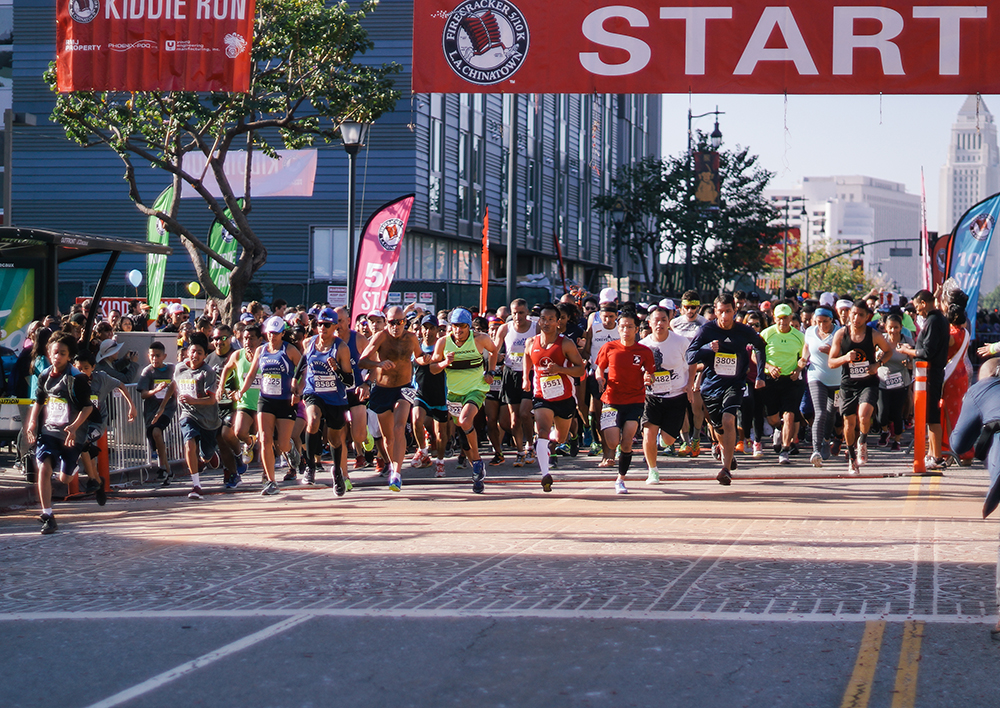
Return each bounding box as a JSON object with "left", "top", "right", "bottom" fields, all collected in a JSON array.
[{"left": 878, "top": 387, "right": 907, "bottom": 437}]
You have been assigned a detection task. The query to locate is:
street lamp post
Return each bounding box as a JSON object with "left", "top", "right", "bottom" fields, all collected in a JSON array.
[
  {"left": 340, "top": 120, "right": 370, "bottom": 313},
  {"left": 778, "top": 196, "right": 807, "bottom": 296},
  {"left": 610, "top": 198, "right": 627, "bottom": 293},
  {"left": 686, "top": 107, "right": 723, "bottom": 292}
]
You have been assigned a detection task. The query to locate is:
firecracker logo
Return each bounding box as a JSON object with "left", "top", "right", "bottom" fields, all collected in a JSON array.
[
  {"left": 969, "top": 213, "right": 994, "bottom": 242},
  {"left": 377, "top": 218, "right": 405, "bottom": 252},
  {"left": 69, "top": 0, "right": 99, "bottom": 23},
  {"left": 442, "top": 0, "right": 529, "bottom": 86},
  {"left": 224, "top": 33, "right": 247, "bottom": 59}
]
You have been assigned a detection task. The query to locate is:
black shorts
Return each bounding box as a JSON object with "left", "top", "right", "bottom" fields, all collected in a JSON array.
[
  {"left": 839, "top": 381, "right": 879, "bottom": 417},
  {"left": 764, "top": 375, "right": 806, "bottom": 417},
  {"left": 347, "top": 388, "right": 364, "bottom": 408},
  {"left": 368, "top": 385, "right": 415, "bottom": 415},
  {"left": 36, "top": 433, "right": 81, "bottom": 476},
  {"left": 219, "top": 404, "right": 234, "bottom": 429},
  {"left": 415, "top": 398, "right": 450, "bottom": 424},
  {"left": 600, "top": 402, "right": 644, "bottom": 429},
  {"left": 925, "top": 368, "right": 943, "bottom": 425},
  {"left": 703, "top": 386, "right": 744, "bottom": 428},
  {"left": 485, "top": 381, "right": 502, "bottom": 402},
  {"left": 303, "top": 394, "right": 348, "bottom": 430},
  {"left": 145, "top": 415, "right": 172, "bottom": 445},
  {"left": 500, "top": 369, "right": 527, "bottom": 405},
  {"left": 586, "top": 374, "right": 601, "bottom": 406},
  {"left": 258, "top": 397, "right": 297, "bottom": 421},
  {"left": 532, "top": 396, "right": 577, "bottom": 420},
  {"left": 642, "top": 394, "right": 687, "bottom": 438}
]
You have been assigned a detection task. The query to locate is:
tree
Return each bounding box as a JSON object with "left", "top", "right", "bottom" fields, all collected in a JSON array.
[
  {"left": 45, "top": 0, "right": 400, "bottom": 322},
  {"left": 785, "top": 241, "right": 876, "bottom": 297},
  {"left": 594, "top": 135, "right": 781, "bottom": 294}
]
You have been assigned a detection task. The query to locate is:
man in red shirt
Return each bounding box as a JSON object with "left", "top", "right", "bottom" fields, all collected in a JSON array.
[{"left": 595, "top": 309, "right": 655, "bottom": 494}]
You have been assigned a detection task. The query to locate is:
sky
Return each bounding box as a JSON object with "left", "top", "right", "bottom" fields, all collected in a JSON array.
[{"left": 659, "top": 93, "right": 998, "bottom": 235}]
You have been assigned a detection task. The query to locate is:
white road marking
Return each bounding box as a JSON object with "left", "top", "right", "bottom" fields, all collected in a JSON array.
[{"left": 79, "top": 613, "right": 313, "bottom": 708}]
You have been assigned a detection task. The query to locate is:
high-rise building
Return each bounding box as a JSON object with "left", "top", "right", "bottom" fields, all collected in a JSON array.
[
  {"left": 939, "top": 95, "right": 1000, "bottom": 294},
  {"left": 7, "top": 0, "right": 660, "bottom": 311}
]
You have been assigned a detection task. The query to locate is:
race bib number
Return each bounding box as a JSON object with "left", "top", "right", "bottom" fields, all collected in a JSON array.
[
  {"left": 849, "top": 362, "right": 870, "bottom": 380},
  {"left": 261, "top": 373, "right": 282, "bottom": 396},
  {"left": 46, "top": 397, "right": 70, "bottom": 427},
  {"left": 508, "top": 351, "right": 524, "bottom": 370},
  {"left": 879, "top": 367, "right": 905, "bottom": 389},
  {"left": 314, "top": 375, "right": 339, "bottom": 393},
  {"left": 401, "top": 387, "right": 418, "bottom": 404},
  {"left": 714, "top": 352, "right": 737, "bottom": 377},
  {"left": 447, "top": 400, "right": 463, "bottom": 418},
  {"left": 153, "top": 378, "right": 170, "bottom": 400},
  {"left": 489, "top": 377, "right": 502, "bottom": 392},
  {"left": 540, "top": 375, "right": 565, "bottom": 400},
  {"left": 177, "top": 380, "right": 197, "bottom": 399},
  {"left": 650, "top": 370, "right": 673, "bottom": 395},
  {"left": 600, "top": 405, "right": 618, "bottom": 430}
]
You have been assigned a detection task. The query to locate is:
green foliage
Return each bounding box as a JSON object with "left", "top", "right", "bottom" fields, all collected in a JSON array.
[
  {"left": 594, "top": 134, "right": 781, "bottom": 292},
  {"left": 787, "top": 242, "right": 875, "bottom": 296},
  {"left": 44, "top": 0, "right": 400, "bottom": 318},
  {"left": 980, "top": 282, "right": 1000, "bottom": 312}
]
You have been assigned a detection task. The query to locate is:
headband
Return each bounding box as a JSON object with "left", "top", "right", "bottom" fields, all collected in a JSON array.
[
  {"left": 815, "top": 307, "right": 834, "bottom": 319},
  {"left": 681, "top": 299, "right": 700, "bottom": 307}
]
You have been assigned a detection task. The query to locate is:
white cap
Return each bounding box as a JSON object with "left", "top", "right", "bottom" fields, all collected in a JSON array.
[
  {"left": 167, "top": 303, "right": 185, "bottom": 315},
  {"left": 659, "top": 298, "right": 676, "bottom": 310},
  {"left": 366, "top": 309, "right": 385, "bottom": 320},
  {"left": 599, "top": 287, "right": 618, "bottom": 304},
  {"left": 262, "top": 315, "right": 286, "bottom": 334},
  {"left": 819, "top": 292, "right": 836, "bottom": 308}
]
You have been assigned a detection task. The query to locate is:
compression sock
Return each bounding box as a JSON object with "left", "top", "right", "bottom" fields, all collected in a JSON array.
[
  {"left": 618, "top": 451, "right": 633, "bottom": 477},
  {"left": 536, "top": 438, "right": 550, "bottom": 475}
]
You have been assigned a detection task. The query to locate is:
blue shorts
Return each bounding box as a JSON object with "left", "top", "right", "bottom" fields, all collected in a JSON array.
[
  {"left": 368, "top": 385, "right": 416, "bottom": 415},
  {"left": 36, "top": 433, "right": 81, "bottom": 477},
  {"left": 179, "top": 418, "right": 219, "bottom": 458}
]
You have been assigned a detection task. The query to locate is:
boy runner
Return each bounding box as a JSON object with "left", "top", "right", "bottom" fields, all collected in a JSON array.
[
  {"left": 171, "top": 332, "right": 222, "bottom": 500},
  {"left": 136, "top": 341, "right": 176, "bottom": 485},
  {"left": 639, "top": 307, "right": 691, "bottom": 484}
]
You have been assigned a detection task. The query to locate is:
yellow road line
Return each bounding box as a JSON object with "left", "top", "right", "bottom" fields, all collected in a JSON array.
[
  {"left": 840, "top": 620, "right": 886, "bottom": 708},
  {"left": 891, "top": 620, "right": 924, "bottom": 708}
]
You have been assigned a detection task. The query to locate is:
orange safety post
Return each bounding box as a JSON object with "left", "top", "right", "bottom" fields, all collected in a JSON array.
[
  {"left": 98, "top": 430, "right": 110, "bottom": 493},
  {"left": 912, "top": 361, "right": 928, "bottom": 474}
]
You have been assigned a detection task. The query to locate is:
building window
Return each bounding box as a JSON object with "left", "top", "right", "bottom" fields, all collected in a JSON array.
[
  {"left": 311, "top": 227, "right": 348, "bottom": 281},
  {"left": 429, "top": 117, "right": 443, "bottom": 215}
]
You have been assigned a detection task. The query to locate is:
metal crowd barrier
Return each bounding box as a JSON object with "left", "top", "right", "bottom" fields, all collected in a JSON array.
[{"left": 104, "top": 384, "right": 184, "bottom": 482}]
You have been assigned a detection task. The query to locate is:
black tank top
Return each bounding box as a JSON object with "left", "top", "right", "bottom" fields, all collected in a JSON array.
[{"left": 840, "top": 326, "right": 877, "bottom": 388}]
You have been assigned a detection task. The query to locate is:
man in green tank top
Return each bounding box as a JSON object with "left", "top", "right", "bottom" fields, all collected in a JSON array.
[{"left": 432, "top": 307, "right": 499, "bottom": 493}]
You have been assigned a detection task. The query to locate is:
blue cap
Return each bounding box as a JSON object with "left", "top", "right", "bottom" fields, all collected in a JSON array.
[
  {"left": 317, "top": 307, "right": 337, "bottom": 324},
  {"left": 420, "top": 314, "right": 438, "bottom": 327},
  {"left": 449, "top": 308, "right": 473, "bottom": 326},
  {"left": 239, "top": 313, "right": 256, "bottom": 324}
]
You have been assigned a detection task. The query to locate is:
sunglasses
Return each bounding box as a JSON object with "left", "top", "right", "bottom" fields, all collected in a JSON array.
[
  {"left": 388, "top": 318, "right": 405, "bottom": 326},
  {"left": 319, "top": 322, "right": 335, "bottom": 328},
  {"left": 211, "top": 335, "right": 228, "bottom": 341}
]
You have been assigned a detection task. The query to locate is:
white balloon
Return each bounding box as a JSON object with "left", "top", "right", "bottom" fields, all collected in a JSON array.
[{"left": 127, "top": 269, "right": 142, "bottom": 287}]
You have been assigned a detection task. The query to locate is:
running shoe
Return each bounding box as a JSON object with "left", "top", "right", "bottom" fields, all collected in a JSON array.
[
  {"left": 332, "top": 468, "right": 346, "bottom": 496},
  {"left": 489, "top": 453, "right": 505, "bottom": 466},
  {"left": 712, "top": 443, "right": 722, "bottom": 461},
  {"left": 160, "top": 470, "right": 174, "bottom": 487},
  {"left": 582, "top": 429, "right": 593, "bottom": 448},
  {"left": 389, "top": 472, "right": 402, "bottom": 492},
  {"left": 282, "top": 468, "right": 298, "bottom": 482},
  {"left": 890, "top": 441, "right": 901, "bottom": 452},
  {"left": 224, "top": 474, "right": 242, "bottom": 489},
  {"left": 355, "top": 455, "right": 367, "bottom": 469},
  {"left": 588, "top": 442, "right": 601, "bottom": 457},
  {"left": 376, "top": 458, "right": 389, "bottom": 476},
  {"left": 878, "top": 432, "right": 890, "bottom": 447},
  {"left": 772, "top": 427, "right": 783, "bottom": 453},
  {"left": 735, "top": 440, "right": 745, "bottom": 454},
  {"left": 676, "top": 442, "right": 691, "bottom": 457},
  {"left": 690, "top": 440, "right": 701, "bottom": 457},
  {"left": 615, "top": 478, "right": 628, "bottom": 494},
  {"left": 207, "top": 452, "right": 221, "bottom": 469},
  {"left": 241, "top": 437, "right": 256, "bottom": 464},
  {"left": 541, "top": 472, "right": 553, "bottom": 493},
  {"left": 39, "top": 513, "right": 57, "bottom": 535},
  {"left": 344, "top": 477, "right": 354, "bottom": 492},
  {"left": 645, "top": 470, "right": 660, "bottom": 484},
  {"left": 554, "top": 443, "right": 571, "bottom": 457},
  {"left": 302, "top": 468, "right": 316, "bottom": 485},
  {"left": 810, "top": 451, "right": 823, "bottom": 468},
  {"left": 188, "top": 486, "right": 205, "bottom": 500},
  {"left": 831, "top": 440, "right": 842, "bottom": 458},
  {"left": 752, "top": 442, "right": 763, "bottom": 458},
  {"left": 434, "top": 460, "right": 446, "bottom": 478},
  {"left": 848, "top": 457, "right": 860, "bottom": 475},
  {"left": 523, "top": 450, "right": 536, "bottom": 466},
  {"left": 471, "top": 459, "right": 486, "bottom": 494},
  {"left": 513, "top": 453, "right": 524, "bottom": 468},
  {"left": 411, "top": 450, "right": 429, "bottom": 468},
  {"left": 261, "top": 481, "right": 280, "bottom": 496},
  {"left": 778, "top": 451, "right": 790, "bottom": 465},
  {"left": 663, "top": 444, "right": 676, "bottom": 457},
  {"left": 857, "top": 441, "right": 868, "bottom": 465},
  {"left": 236, "top": 460, "right": 248, "bottom": 478},
  {"left": 716, "top": 468, "right": 732, "bottom": 486}
]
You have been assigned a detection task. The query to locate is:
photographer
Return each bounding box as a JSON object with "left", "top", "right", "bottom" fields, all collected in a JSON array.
[{"left": 95, "top": 338, "right": 141, "bottom": 384}]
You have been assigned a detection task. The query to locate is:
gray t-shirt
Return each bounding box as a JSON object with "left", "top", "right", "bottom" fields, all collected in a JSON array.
[
  {"left": 174, "top": 362, "right": 221, "bottom": 431},
  {"left": 86, "top": 370, "right": 119, "bottom": 434},
  {"left": 137, "top": 363, "right": 177, "bottom": 425}
]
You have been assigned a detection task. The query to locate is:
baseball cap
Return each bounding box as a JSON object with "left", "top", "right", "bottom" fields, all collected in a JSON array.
[
  {"left": 599, "top": 287, "right": 618, "bottom": 304},
  {"left": 262, "top": 315, "right": 286, "bottom": 334},
  {"left": 819, "top": 292, "right": 837, "bottom": 308},
  {"left": 774, "top": 303, "right": 794, "bottom": 318},
  {"left": 449, "top": 308, "right": 473, "bottom": 326},
  {"left": 659, "top": 298, "right": 676, "bottom": 310},
  {"left": 760, "top": 301, "right": 772, "bottom": 311},
  {"left": 316, "top": 307, "right": 337, "bottom": 324},
  {"left": 420, "top": 314, "right": 438, "bottom": 327},
  {"left": 367, "top": 309, "right": 385, "bottom": 320},
  {"left": 239, "top": 312, "right": 256, "bottom": 324},
  {"left": 167, "top": 303, "right": 185, "bottom": 316}
]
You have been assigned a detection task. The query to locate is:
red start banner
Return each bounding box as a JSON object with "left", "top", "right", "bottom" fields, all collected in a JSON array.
[
  {"left": 56, "top": 0, "right": 255, "bottom": 92},
  {"left": 413, "top": 0, "right": 999, "bottom": 94}
]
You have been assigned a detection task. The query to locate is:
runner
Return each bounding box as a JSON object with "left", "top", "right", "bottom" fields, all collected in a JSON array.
[
  {"left": 595, "top": 309, "right": 655, "bottom": 494},
  {"left": 359, "top": 305, "right": 423, "bottom": 493},
  {"left": 522, "top": 303, "right": 586, "bottom": 493},
  {"left": 685, "top": 293, "right": 767, "bottom": 486},
  {"left": 433, "top": 307, "right": 499, "bottom": 493},
  {"left": 801, "top": 306, "right": 841, "bottom": 467},
  {"left": 583, "top": 303, "right": 620, "bottom": 462},
  {"left": 670, "top": 290, "right": 708, "bottom": 457},
  {"left": 494, "top": 299, "right": 537, "bottom": 467},
  {"left": 828, "top": 300, "right": 892, "bottom": 474},
  {"left": 639, "top": 306, "right": 691, "bottom": 484},
  {"left": 297, "top": 307, "right": 353, "bottom": 494},
  {"left": 336, "top": 305, "right": 372, "bottom": 481},
  {"left": 411, "top": 315, "right": 449, "bottom": 478},
  {"left": 235, "top": 315, "right": 302, "bottom": 496},
  {"left": 218, "top": 322, "right": 262, "bottom": 487},
  {"left": 206, "top": 323, "right": 243, "bottom": 486},
  {"left": 759, "top": 302, "right": 807, "bottom": 465}
]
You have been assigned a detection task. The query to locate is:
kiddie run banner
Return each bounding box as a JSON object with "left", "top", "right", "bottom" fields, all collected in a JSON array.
[
  {"left": 56, "top": 0, "right": 255, "bottom": 92},
  {"left": 413, "top": 0, "right": 999, "bottom": 94},
  {"left": 350, "top": 195, "right": 416, "bottom": 318},
  {"left": 944, "top": 192, "right": 1000, "bottom": 332}
]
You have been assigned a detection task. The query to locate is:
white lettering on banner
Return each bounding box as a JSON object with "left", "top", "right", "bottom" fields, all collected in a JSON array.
[
  {"left": 912, "top": 6, "right": 987, "bottom": 75},
  {"left": 580, "top": 6, "right": 651, "bottom": 76},
  {"left": 572, "top": 5, "right": 988, "bottom": 79},
  {"left": 659, "top": 7, "right": 732, "bottom": 75},
  {"left": 734, "top": 7, "right": 818, "bottom": 75},
  {"left": 833, "top": 7, "right": 905, "bottom": 75},
  {"left": 110, "top": 0, "right": 190, "bottom": 20}
]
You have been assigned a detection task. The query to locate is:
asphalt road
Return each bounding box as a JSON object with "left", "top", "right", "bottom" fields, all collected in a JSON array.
[{"left": 1, "top": 446, "right": 998, "bottom": 708}]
